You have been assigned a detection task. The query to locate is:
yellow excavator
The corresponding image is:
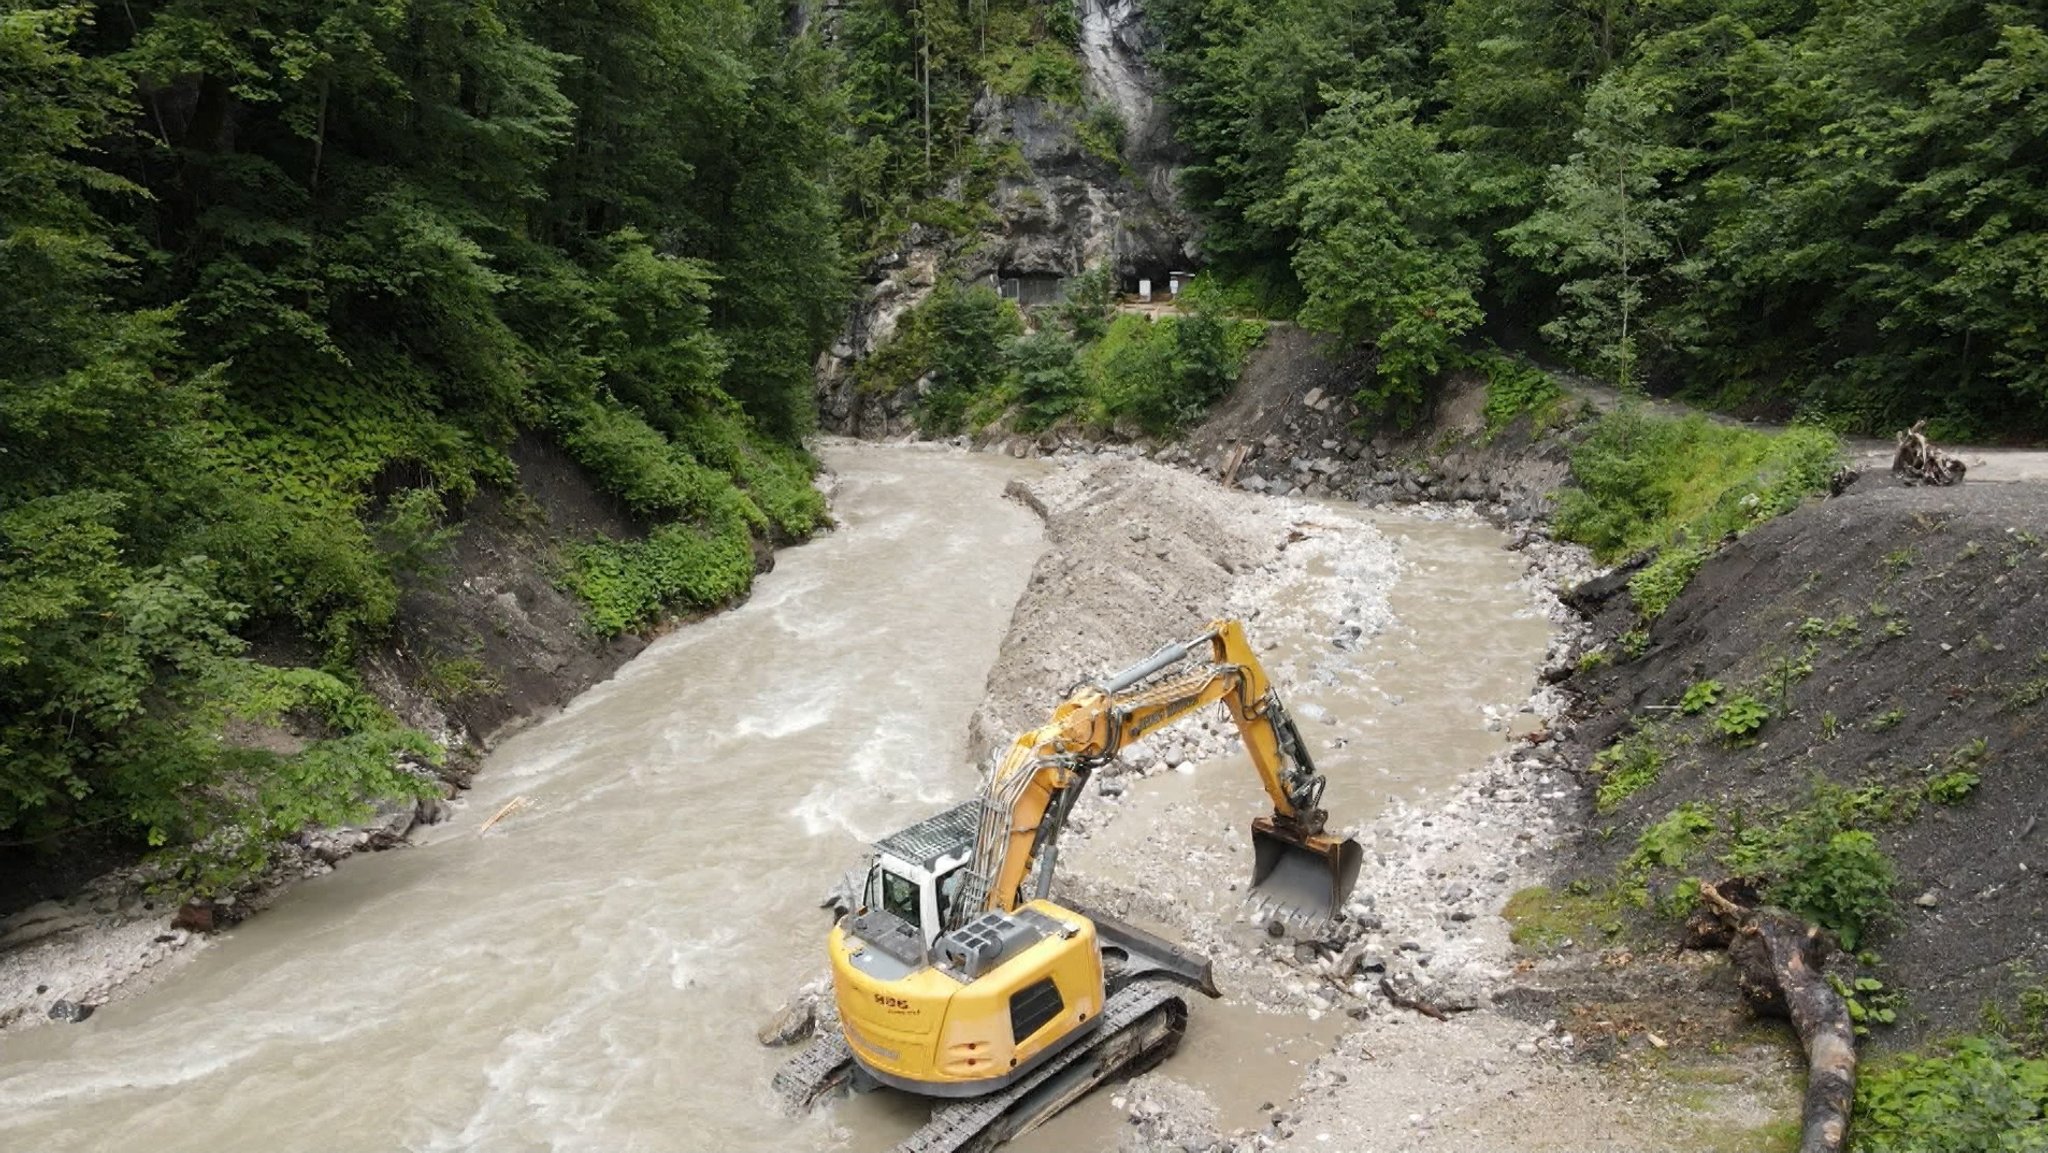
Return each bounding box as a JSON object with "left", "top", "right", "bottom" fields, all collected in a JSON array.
[{"left": 775, "top": 619, "right": 1363, "bottom": 1152}]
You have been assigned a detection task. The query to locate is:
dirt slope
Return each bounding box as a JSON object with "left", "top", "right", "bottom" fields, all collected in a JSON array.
[
  {"left": 968, "top": 457, "right": 1289, "bottom": 759},
  {"left": 1566, "top": 477, "right": 2048, "bottom": 1038}
]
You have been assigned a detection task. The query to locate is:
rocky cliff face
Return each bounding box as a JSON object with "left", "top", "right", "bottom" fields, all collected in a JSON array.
[{"left": 816, "top": 0, "right": 1195, "bottom": 435}]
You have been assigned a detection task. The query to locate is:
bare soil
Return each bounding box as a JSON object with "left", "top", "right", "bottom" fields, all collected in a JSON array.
[{"left": 1563, "top": 475, "right": 2048, "bottom": 1042}]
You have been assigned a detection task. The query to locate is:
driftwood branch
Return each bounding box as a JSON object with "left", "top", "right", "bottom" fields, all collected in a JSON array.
[
  {"left": 1699, "top": 881, "right": 1856, "bottom": 1153},
  {"left": 476, "top": 795, "right": 532, "bottom": 836},
  {"left": 1220, "top": 443, "right": 1250, "bottom": 489},
  {"left": 1379, "top": 976, "right": 1448, "bottom": 1021},
  {"left": 1892, "top": 420, "right": 1966, "bottom": 486}
]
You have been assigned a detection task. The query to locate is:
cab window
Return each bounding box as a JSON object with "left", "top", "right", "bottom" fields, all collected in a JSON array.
[
  {"left": 936, "top": 865, "right": 967, "bottom": 928},
  {"left": 880, "top": 869, "right": 922, "bottom": 929}
]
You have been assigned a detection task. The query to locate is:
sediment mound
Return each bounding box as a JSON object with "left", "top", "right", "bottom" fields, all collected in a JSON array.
[{"left": 967, "top": 459, "right": 1303, "bottom": 759}]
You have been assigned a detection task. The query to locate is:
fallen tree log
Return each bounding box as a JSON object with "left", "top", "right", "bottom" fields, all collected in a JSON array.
[
  {"left": 1378, "top": 976, "right": 1448, "bottom": 1021},
  {"left": 1699, "top": 881, "right": 1857, "bottom": 1153}
]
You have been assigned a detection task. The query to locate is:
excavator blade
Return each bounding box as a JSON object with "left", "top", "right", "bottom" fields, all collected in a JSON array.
[{"left": 1249, "top": 817, "right": 1363, "bottom": 922}]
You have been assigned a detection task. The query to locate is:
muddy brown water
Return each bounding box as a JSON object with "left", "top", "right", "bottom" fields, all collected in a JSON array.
[{"left": 0, "top": 450, "right": 1550, "bottom": 1152}]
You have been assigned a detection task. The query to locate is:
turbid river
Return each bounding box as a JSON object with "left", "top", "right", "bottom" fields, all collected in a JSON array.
[{"left": 0, "top": 445, "right": 1551, "bottom": 1152}]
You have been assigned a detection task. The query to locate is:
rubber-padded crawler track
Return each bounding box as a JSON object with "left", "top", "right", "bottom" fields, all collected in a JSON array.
[{"left": 772, "top": 981, "right": 1189, "bottom": 1153}]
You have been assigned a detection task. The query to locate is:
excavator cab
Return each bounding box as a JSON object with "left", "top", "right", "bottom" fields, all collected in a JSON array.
[{"left": 857, "top": 799, "right": 980, "bottom": 948}]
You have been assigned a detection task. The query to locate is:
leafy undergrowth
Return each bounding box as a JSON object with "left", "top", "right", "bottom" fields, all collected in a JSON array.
[
  {"left": 1479, "top": 354, "right": 1569, "bottom": 440},
  {"left": 859, "top": 269, "right": 1269, "bottom": 439},
  {"left": 1555, "top": 406, "right": 1842, "bottom": 618},
  {"left": 1852, "top": 981, "right": 2048, "bottom": 1152},
  {"left": 554, "top": 400, "right": 825, "bottom": 637}
]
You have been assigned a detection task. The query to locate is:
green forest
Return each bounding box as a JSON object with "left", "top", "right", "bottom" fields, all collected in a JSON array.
[
  {"left": 5, "top": 0, "right": 2046, "bottom": 889},
  {"left": 0, "top": 0, "right": 1118, "bottom": 890},
  {"left": 0, "top": 0, "right": 869, "bottom": 885},
  {"left": 1149, "top": 0, "right": 2048, "bottom": 435}
]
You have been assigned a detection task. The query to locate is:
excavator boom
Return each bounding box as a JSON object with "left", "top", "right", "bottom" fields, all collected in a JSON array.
[{"left": 966, "top": 618, "right": 1361, "bottom": 924}]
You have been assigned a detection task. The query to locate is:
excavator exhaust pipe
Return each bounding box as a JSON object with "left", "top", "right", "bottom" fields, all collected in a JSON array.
[{"left": 1249, "top": 817, "right": 1363, "bottom": 922}]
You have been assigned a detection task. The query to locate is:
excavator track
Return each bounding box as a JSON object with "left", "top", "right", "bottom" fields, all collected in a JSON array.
[
  {"left": 773, "top": 981, "right": 1189, "bottom": 1153},
  {"left": 770, "top": 1024, "right": 855, "bottom": 1115}
]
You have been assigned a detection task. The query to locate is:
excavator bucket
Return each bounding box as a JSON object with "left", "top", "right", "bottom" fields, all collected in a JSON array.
[{"left": 1249, "top": 817, "right": 1363, "bottom": 922}]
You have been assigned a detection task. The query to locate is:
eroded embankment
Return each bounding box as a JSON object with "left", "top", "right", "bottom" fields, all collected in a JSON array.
[
  {"left": 1563, "top": 478, "right": 2048, "bottom": 1040},
  {"left": 974, "top": 455, "right": 1801, "bottom": 1152}
]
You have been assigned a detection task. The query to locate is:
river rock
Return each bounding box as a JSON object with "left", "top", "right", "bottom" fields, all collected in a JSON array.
[
  {"left": 172, "top": 900, "right": 217, "bottom": 934},
  {"left": 47, "top": 999, "right": 94, "bottom": 1023},
  {"left": 757, "top": 996, "right": 816, "bottom": 1047},
  {"left": 360, "top": 797, "right": 418, "bottom": 850}
]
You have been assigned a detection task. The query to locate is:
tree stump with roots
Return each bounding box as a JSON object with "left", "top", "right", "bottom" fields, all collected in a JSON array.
[{"left": 1892, "top": 419, "right": 1967, "bottom": 486}]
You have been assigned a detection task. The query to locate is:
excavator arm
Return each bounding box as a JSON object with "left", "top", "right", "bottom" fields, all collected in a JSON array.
[{"left": 957, "top": 619, "right": 1361, "bottom": 927}]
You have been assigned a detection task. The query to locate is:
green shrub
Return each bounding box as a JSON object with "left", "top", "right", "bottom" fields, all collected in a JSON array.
[
  {"left": 860, "top": 283, "right": 1023, "bottom": 433},
  {"left": 1628, "top": 803, "right": 1718, "bottom": 872},
  {"left": 1926, "top": 771, "right": 1981, "bottom": 805},
  {"left": 2011, "top": 677, "right": 2048, "bottom": 708},
  {"left": 1087, "top": 309, "right": 1266, "bottom": 436},
  {"left": 566, "top": 515, "right": 756, "bottom": 637},
  {"left": 982, "top": 37, "right": 1085, "bottom": 104},
  {"left": 1711, "top": 780, "right": 1906, "bottom": 949},
  {"left": 1852, "top": 1037, "right": 2048, "bottom": 1152},
  {"left": 1772, "top": 829, "right": 1896, "bottom": 950},
  {"left": 1680, "top": 679, "right": 1724, "bottom": 715},
  {"left": 554, "top": 395, "right": 731, "bottom": 521},
  {"left": 1048, "top": 265, "right": 1116, "bottom": 343},
  {"left": 1480, "top": 354, "right": 1565, "bottom": 436},
  {"left": 1006, "top": 328, "right": 1088, "bottom": 431},
  {"left": 1077, "top": 102, "right": 1128, "bottom": 167},
  {"left": 1593, "top": 729, "right": 1663, "bottom": 813},
  {"left": 1715, "top": 694, "right": 1771, "bottom": 740},
  {"left": 1553, "top": 409, "right": 1841, "bottom": 622},
  {"left": 1176, "top": 269, "right": 1303, "bottom": 321},
  {"left": 1830, "top": 973, "right": 1902, "bottom": 1037},
  {"left": 1628, "top": 544, "right": 1708, "bottom": 619}
]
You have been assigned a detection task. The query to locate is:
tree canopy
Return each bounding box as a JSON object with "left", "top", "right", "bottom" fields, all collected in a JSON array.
[
  {"left": 0, "top": 0, "right": 855, "bottom": 884},
  {"left": 1148, "top": 0, "right": 2048, "bottom": 435}
]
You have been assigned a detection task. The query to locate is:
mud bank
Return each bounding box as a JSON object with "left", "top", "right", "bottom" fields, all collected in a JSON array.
[{"left": 1563, "top": 477, "right": 2048, "bottom": 1042}]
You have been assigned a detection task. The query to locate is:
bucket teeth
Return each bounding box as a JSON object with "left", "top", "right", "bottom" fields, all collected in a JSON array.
[{"left": 1248, "top": 817, "right": 1363, "bottom": 922}]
